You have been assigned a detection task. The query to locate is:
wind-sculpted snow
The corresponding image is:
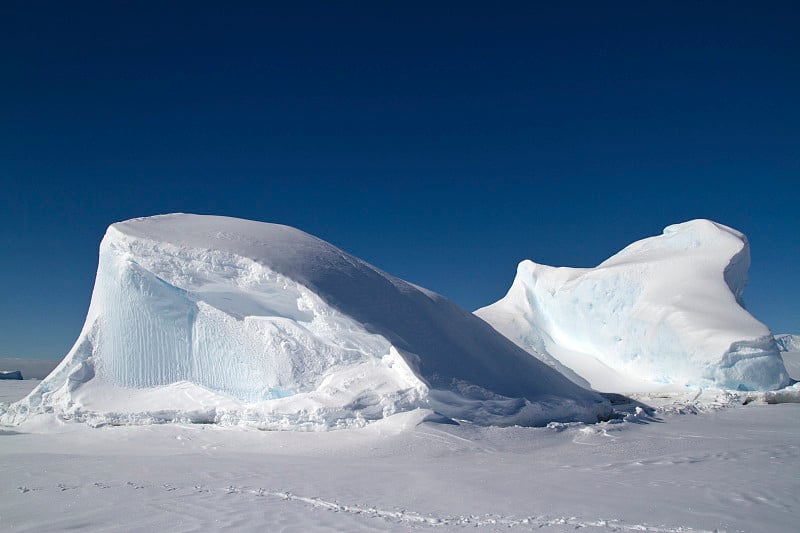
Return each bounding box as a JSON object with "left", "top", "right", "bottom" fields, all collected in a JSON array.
[
  {"left": 2, "top": 214, "right": 609, "bottom": 429},
  {"left": 477, "top": 220, "right": 791, "bottom": 392}
]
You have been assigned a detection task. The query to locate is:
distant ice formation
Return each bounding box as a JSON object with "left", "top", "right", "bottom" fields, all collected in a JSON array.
[
  {"left": 476, "top": 220, "right": 791, "bottom": 392},
  {"left": 0, "top": 358, "right": 60, "bottom": 380},
  {"left": 2, "top": 214, "right": 610, "bottom": 429},
  {"left": 775, "top": 334, "right": 800, "bottom": 353}
]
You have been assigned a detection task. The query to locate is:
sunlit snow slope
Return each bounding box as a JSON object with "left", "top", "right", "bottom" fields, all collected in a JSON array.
[
  {"left": 476, "top": 220, "right": 791, "bottom": 392},
  {"left": 3, "top": 214, "right": 609, "bottom": 429}
]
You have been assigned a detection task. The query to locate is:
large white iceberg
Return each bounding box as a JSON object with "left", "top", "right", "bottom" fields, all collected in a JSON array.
[
  {"left": 2, "top": 214, "right": 609, "bottom": 429},
  {"left": 476, "top": 220, "right": 791, "bottom": 392}
]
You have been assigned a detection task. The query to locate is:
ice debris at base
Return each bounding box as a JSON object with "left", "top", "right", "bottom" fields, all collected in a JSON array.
[
  {"left": 2, "top": 214, "right": 610, "bottom": 429},
  {"left": 625, "top": 383, "right": 800, "bottom": 416},
  {"left": 0, "top": 371, "right": 23, "bottom": 380},
  {"left": 476, "top": 219, "right": 792, "bottom": 393}
]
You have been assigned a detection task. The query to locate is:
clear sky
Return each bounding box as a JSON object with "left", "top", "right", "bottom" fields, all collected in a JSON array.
[{"left": 2, "top": 2, "right": 798, "bottom": 359}]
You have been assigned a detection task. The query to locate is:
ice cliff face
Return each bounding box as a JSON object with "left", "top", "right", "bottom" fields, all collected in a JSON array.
[
  {"left": 476, "top": 220, "right": 791, "bottom": 392},
  {"left": 3, "top": 214, "right": 609, "bottom": 429}
]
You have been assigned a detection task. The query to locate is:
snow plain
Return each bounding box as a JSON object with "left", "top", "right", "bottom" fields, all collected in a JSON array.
[{"left": 2, "top": 379, "right": 800, "bottom": 532}]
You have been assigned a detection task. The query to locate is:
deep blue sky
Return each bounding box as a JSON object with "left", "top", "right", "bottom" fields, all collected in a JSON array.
[{"left": 1, "top": 2, "right": 798, "bottom": 359}]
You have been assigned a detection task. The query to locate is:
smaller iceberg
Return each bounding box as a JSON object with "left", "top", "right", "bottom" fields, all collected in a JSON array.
[
  {"left": 775, "top": 334, "right": 800, "bottom": 353},
  {"left": 477, "top": 219, "right": 792, "bottom": 392}
]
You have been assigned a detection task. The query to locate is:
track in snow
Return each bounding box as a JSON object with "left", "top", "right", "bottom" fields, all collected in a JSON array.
[{"left": 10, "top": 480, "right": 714, "bottom": 532}]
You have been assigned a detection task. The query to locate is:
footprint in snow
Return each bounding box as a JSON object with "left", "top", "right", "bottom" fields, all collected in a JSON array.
[
  {"left": 93, "top": 482, "right": 110, "bottom": 489},
  {"left": 193, "top": 485, "right": 209, "bottom": 493},
  {"left": 57, "top": 483, "right": 77, "bottom": 491},
  {"left": 17, "top": 486, "right": 41, "bottom": 494},
  {"left": 162, "top": 483, "right": 177, "bottom": 492},
  {"left": 126, "top": 481, "right": 144, "bottom": 490}
]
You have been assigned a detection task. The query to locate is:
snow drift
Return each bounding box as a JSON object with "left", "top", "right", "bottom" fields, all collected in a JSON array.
[
  {"left": 476, "top": 219, "right": 791, "bottom": 392},
  {"left": 2, "top": 214, "right": 609, "bottom": 429}
]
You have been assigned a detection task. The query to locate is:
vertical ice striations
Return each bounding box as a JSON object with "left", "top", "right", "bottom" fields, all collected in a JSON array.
[
  {"left": 477, "top": 220, "right": 791, "bottom": 392},
  {"left": 4, "top": 214, "right": 610, "bottom": 428},
  {"left": 97, "top": 250, "right": 196, "bottom": 388},
  {"left": 93, "top": 229, "right": 383, "bottom": 401}
]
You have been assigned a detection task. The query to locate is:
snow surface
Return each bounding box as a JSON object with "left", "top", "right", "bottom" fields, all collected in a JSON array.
[
  {"left": 0, "top": 381, "right": 35, "bottom": 404},
  {"left": 476, "top": 219, "right": 791, "bottom": 392},
  {"left": 2, "top": 214, "right": 609, "bottom": 429},
  {"left": 1, "top": 379, "right": 799, "bottom": 532}
]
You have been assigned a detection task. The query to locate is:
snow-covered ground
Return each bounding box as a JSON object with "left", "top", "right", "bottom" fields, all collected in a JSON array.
[
  {"left": 1, "top": 380, "right": 798, "bottom": 532},
  {"left": 0, "top": 380, "right": 39, "bottom": 404}
]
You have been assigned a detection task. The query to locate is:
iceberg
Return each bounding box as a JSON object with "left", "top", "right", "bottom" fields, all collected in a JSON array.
[
  {"left": 476, "top": 219, "right": 791, "bottom": 392},
  {"left": 776, "top": 334, "right": 800, "bottom": 382},
  {"left": 775, "top": 334, "right": 800, "bottom": 353},
  {"left": 3, "top": 214, "right": 610, "bottom": 429},
  {"left": 0, "top": 358, "right": 59, "bottom": 380}
]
